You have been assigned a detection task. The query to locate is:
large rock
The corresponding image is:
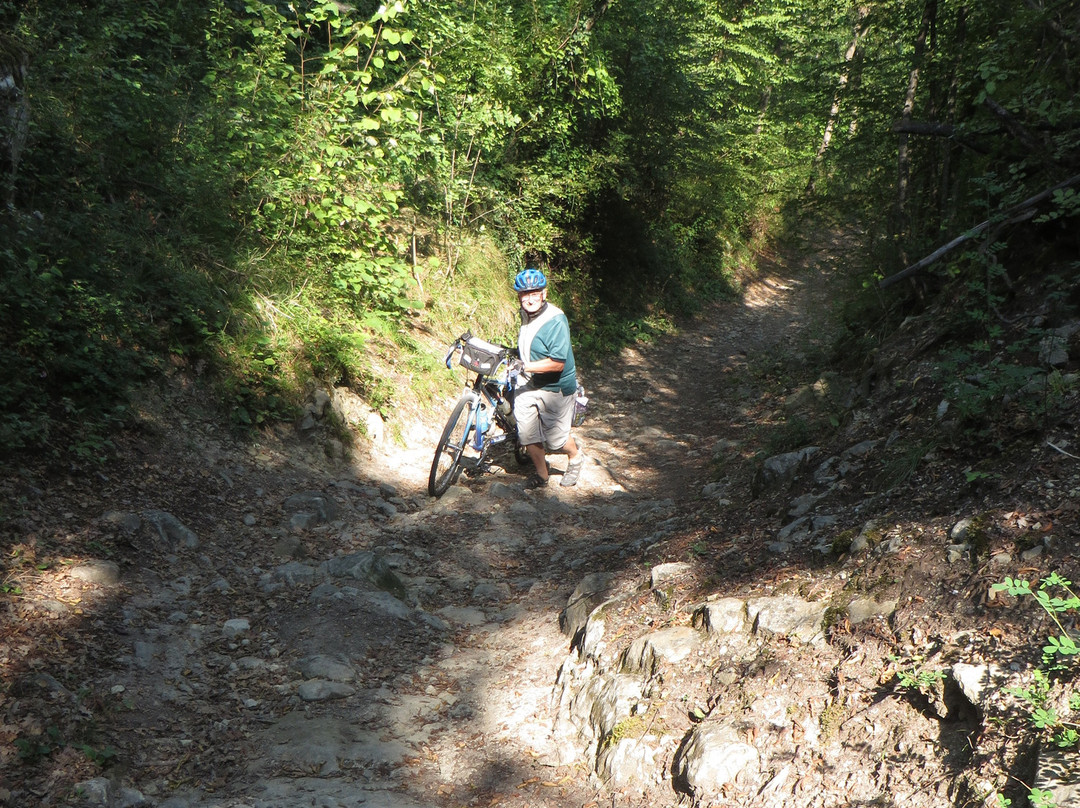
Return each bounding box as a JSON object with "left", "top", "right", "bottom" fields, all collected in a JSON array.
[
  {"left": 320, "top": 551, "right": 405, "bottom": 598},
  {"left": 597, "top": 734, "right": 666, "bottom": 789},
  {"left": 753, "top": 447, "right": 821, "bottom": 494},
  {"left": 619, "top": 626, "right": 701, "bottom": 677},
  {"left": 284, "top": 491, "right": 341, "bottom": 527},
  {"left": 847, "top": 597, "right": 897, "bottom": 625},
  {"left": 674, "top": 721, "right": 759, "bottom": 799},
  {"left": 694, "top": 598, "right": 749, "bottom": 636},
  {"left": 560, "top": 572, "right": 615, "bottom": 639},
  {"left": 747, "top": 595, "right": 828, "bottom": 645},
  {"left": 143, "top": 510, "right": 199, "bottom": 549},
  {"left": 1035, "top": 746, "right": 1080, "bottom": 808},
  {"left": 70, "top": 559, "right": 120, "bottom": 586},
  {"left": 553, "top": 673, "right": 647, "bottom": 764}
]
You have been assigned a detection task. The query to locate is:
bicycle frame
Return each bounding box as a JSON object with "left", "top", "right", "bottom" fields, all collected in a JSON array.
[
  {"left": 455, "top": 355, "right": 516, "bottom": 466},
  {"left": 428, "top": 333, "right": 523, "bottom": 496}
]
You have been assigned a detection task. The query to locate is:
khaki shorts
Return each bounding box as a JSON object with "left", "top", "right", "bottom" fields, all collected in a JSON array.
[{"left": 514, "top": 387, "right": 574, "bottom": 451}]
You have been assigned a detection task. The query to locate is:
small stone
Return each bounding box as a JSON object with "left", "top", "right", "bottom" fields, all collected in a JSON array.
[
  {"left": 223, "top": 618, "right": 251, "bottom": 638},
  {"left": 1021, "top": 545, "right": 1044, "bottom": 562},
  {"left": 70, "top": 560, "right": 121, "bottom": 586},
  {"left": 950, "top": 518, "right": 974, "bottom": 541}
]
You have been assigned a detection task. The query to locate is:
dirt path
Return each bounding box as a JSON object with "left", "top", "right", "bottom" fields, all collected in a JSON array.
[
  {"left": 386, "top": 236, "right": 843, "bottom": 503},
  {"left": 2, "top": 241, "right": 853, "bottom": 808},
  {"left": 207, "top": 244, "right": 847, "bottom": 808}
]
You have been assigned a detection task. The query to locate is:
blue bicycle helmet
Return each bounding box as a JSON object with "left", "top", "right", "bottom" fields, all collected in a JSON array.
[{"left": 513, "top": 268, "right": 547, "bottom": 292}]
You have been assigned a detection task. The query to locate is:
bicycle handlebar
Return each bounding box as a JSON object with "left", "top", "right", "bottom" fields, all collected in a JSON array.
[{"left": 443, "top": 331, "right": 520, "bottom": 381}]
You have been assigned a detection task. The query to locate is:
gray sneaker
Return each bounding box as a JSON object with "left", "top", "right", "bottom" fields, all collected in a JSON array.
[{"left": 560, "top": 456, "right": 584, "bottom": 487}]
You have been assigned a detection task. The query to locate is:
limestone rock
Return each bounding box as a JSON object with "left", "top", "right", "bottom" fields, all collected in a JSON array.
[
  {"left": 694, "top": 598, "right": 749, "bottom": 637},
  {"left": 619, "top": 626, "right": 701, "bottom": 677},
  {"left": 70, "top": 559, "right": 120, "bottom": 586},
  {"left": 674, "top": 722, "right": 759, "bottom": 799},
  {"left": 143, "top": 510, "right": 199, "bottom": 549},
  {"left": 560, "top": 572, "right": 615, "bottom": 638},
  {"left": 747, "top": 595, "right": 827, "bottom": 644}
]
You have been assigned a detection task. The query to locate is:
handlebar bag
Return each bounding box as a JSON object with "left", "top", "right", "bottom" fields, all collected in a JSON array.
[{"left": 459, "top": 336, "right": 506, "bottom": 375}]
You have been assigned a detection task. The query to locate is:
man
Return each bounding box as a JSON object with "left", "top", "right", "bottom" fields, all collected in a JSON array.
[{"left": 512, "top": 268, "right": 585, "bottom": 489}]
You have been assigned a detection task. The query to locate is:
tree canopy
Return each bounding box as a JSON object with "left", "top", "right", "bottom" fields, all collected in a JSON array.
[{"left": 1, "top": 0, "right": 1077, "bottom": 453}]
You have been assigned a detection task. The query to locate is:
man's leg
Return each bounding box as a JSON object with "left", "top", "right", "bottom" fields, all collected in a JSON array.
[
  {"left": 560, "top": 433, "right": 584, "bottom": 487},
  {"left": 526, "top": 443, "right": 548, "bottom": 480}
]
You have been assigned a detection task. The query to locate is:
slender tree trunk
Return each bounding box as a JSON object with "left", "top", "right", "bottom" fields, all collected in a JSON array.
[
  {"left": 754, "top": 86, "right": 772, "bottom": 136},
  {"left": 939, "top": 7, "right": 966, "bottom": 229},
  {"left": 807, "top": 5, "right": 870, "bottom": 194},
  {"left": 896, "top": 0, "right": 937, "bottom": 248},
  {"left": 0, "top": 43, "right": 28, "bottom": 205}
]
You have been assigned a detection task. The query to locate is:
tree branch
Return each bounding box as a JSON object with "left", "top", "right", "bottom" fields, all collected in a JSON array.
[
  {"left": 983, "top": 96, "right": 1042, "bottom": 153},
  {"left": 891, "top": 120, "right": 958, "bottom": 137},
  {"left": 878, "top": 173, "right": 1080, "bottom": 289}
]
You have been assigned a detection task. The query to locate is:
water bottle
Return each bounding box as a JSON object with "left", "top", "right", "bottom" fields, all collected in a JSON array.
[{"left": 573, "top": 384, "right": 588, "bottom": 427}]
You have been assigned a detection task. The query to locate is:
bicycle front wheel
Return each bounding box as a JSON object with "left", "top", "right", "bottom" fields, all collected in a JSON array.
[{"left": 428, "top": 393, "right": 478, "bottom": 497}]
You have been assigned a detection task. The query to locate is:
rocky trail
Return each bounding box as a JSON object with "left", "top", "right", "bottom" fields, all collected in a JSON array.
[{"left": 4, "top": 231, "right": 1080, "bottom": 808}]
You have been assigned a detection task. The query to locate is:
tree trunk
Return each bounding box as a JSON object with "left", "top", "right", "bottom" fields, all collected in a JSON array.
[
  {"left": 806, "top": 5, "right": 870, "bottom": 194},
  {"left": 0, "top": 34, "right": 29, "bottom": 205},
  {"left": 939, "top": 6, "right": 966, "bottom": 229},
  {"left": 754, "top": 86, "right": 772, "bottom": 137},
  {"left": 896, "top": 0, "right": 937, "bottom": 248}
]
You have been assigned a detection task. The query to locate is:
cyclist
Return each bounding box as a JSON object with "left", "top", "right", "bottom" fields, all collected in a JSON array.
[{"left": 511, "top": 267, "right": 585, "bottom": 489}]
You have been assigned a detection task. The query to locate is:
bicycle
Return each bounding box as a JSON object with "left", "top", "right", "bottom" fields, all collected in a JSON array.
[{"left": 428, "top": 331, "right": 529, "bottom": 498}]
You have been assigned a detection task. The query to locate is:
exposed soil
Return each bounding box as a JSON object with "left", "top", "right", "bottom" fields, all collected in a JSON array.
[{"left": 3, "top": 224, "right": 1080, "bottom": 808}]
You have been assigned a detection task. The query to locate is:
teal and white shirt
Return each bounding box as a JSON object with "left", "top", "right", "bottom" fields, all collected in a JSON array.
[{"left": 518, "top": 302, "right": 576, "bottom": 395}]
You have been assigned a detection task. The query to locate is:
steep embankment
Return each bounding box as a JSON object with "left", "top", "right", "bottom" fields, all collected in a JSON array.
[{"left": 3, "top": 229, "right": 1078, "bottom": 808}]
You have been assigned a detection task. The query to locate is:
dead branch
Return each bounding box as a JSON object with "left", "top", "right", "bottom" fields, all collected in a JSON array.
[
  {"left": 878, "top": 173, "right": 1080, "bottom": 290},
  {"left": 891, "top": 121, "right": 958, "bottom": 137},
  {"left": 890, "top": 120, "right": 990, "bottom": 153}
]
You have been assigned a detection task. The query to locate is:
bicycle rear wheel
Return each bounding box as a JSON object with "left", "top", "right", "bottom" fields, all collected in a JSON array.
[{"left": 428, "top": 393, "right": 478, "bottom": 497}]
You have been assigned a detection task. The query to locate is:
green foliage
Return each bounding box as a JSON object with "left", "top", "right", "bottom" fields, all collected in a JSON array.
[
  {"left": 874, "top": 440, "right": 935, "bottom": 492},
  {"left": 2, "top": 0, "right": 1076, "bottom": 455},
  {"left": 14, "top": 724, "right": 116, "bottom": 769},
  {"left": 934, "top": 345, "right": 1043, "bottom": 426},
  {"left": 889, "top": 655, "right": 946, "bottom": 693},
  {"left": 1029, "top": 789, "right": 1059, "bottom": 808},
  {"left": 993, "top": 574, "right": 1080, "bottom": 668},
  {"left": 80, "top": 743, "right": 119, "bottom": 767},
  {"left": 989, "top": 574, "right": 1080, "bottom": 808},
  {"left": 14, "top": 726, "right": 61, "bottom": 763},
  {"left": 1035, "top": 189, "right": 1080, "bottom": 224}
]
